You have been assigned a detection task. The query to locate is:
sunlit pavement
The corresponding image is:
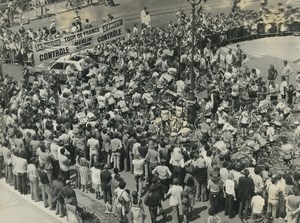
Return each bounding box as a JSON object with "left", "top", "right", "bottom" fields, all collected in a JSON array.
[{"left": 0, "top": 179, "right": 65, "bottom": 223}]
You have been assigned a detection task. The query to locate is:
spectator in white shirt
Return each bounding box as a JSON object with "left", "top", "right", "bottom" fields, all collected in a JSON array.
[
  {"left": 91, "top": 162, "right": 101, "bottom": 200},
  {"left": 251, "top": 192, "right": 265, "bottom": 220},
  {"left": 267, "top": 177, "right": 282, "bottom": 220},
  {"left": 143, "top": 11, "right": 151, "bottom": 27},
  {"left": 114, "top": 181, "right": 130, "bottom": 222},
  {"left": 140, "top": 7, "right": 147, "bottom": 28},
  {"left": 132, "top": 154, "right": 145, "bottom": 198},
  {"left": 169, "top": 147, "right": 185, "bottom": 185},
  {"left": 252, "top": 167, "right": 264, "bottom": 194},
  {"left": 87, "top": 133, "right": 99, "bottom": 167},
  {"left": 224, "top": 172, "right": 236, "bottom": 218},
  {"left": 152, "top": 160, "right": 172, "bottom": 194},
  {"left": 166, "top": 178, "right": 183, "bottom": 223},
  {"left": 282, "top": 60, "right": 293, "bottom": 84},
  {"left": 58, "top": 148, "right": 70, "bottom": 181}
]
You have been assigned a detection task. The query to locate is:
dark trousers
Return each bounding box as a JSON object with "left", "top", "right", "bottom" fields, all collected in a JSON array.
[
  {"left": 172, "top": 166, "right": 184, "bottom": 185},
  {"left": 239, "top": 198, "right": 251, "bottom": 220},
  {"left": 13, "top": 174, "right": 18, "bottom": 190},
  {"left": 60, "top": 170, "right": 70, "bottom": 182},
  {"left": 149, "top": 206, "right": 158, "bottom": 223},
  {"left": 160, "top": 178, "right": 170, "bottom": 195},
  {"left": 225, "top": 194, "right": 235, "bottom": 218},
  {"left": 102, "top": 188, "right": 111, "bottom": 204},
  {"left": 5, "top": 164, "right": 13, "bottom": 185},
  {"left": 17, "top": 172, "right": 27, "bottom": 194},
  {"left": 209, "top": 191, "right": 220, "bottom": 213},
  {"left": 0, "top": 156, "right": 3, "bottom": 178},
  {"left": 52, "top": 160, "right": 60, "bottom": 180}
]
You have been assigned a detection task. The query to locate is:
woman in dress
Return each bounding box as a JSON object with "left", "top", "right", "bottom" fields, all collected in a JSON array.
[
  {"left": 130, "top": 191, "right": 144, "bottom": 223},
  {"left": 76, "top": 155, "right": 91, "bottom": 193}
]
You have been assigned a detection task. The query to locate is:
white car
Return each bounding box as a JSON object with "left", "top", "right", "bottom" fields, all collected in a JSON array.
[{"left": 29, "top": 54, "right": 98, "bottom": 82}]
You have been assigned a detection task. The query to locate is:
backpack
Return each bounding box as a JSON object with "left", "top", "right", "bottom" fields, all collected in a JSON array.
[{"left": 118, "top": 191, "right": 126, "bottom": 205}]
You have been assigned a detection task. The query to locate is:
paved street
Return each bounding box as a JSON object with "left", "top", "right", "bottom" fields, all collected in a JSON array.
[{"left": 13, "top": 0, "right": 285, "bottom": 32}]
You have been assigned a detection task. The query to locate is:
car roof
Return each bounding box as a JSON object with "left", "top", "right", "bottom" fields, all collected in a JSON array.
[{"left": 55, "top": 54, "right": 87, "bottom": 63}]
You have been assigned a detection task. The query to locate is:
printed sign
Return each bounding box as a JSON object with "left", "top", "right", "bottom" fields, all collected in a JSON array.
[{"left": 32, "top": 18, "right": 125, "bottom": 65}]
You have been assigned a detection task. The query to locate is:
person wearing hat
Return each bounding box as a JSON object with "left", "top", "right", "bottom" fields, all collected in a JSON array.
[{"left": 207, "top": 171, "right": 223, "bottom": 213}]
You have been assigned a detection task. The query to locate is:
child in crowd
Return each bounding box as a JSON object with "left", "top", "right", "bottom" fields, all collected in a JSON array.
[
  {"left": 182, "top": 190, "right": 190, "bottom": 223},
  {"left": 184, "top": 176, "right": 196, "bottom": 216}
]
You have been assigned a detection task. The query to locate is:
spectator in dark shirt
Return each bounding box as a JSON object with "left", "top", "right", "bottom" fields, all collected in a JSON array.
[
  {"left": 144, "top": 185, "right": 162, "bottom": 223},
  {"left": 52, "top": 175, "right": 65, "bottom": 217},
  {"left": 38, "top": 164, "right": 53, "bottom": 209},
  {"left": 238, "top": 168, "right": 254, "bottom": 221},
  {"left": 58, "top": 180, "right": 78, "bottom": 206},
  {"left": 101, "top": 164, "right": 112, "bottom": 203}
]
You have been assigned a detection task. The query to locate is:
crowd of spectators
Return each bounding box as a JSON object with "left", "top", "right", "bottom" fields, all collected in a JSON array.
[
  {"left": 2, "top": 3, "right": 300, "bottom": 223},
  {"left": 1, "top": 3, "right": 300, "bottom": 65}
]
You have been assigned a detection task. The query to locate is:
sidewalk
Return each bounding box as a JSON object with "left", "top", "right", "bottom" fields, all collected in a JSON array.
[
  {"left": 0, "top": 177, "right": 113, "bottom": 223},
  {"left": 0, "top": 178, "right": 68, "bottom": 223}
]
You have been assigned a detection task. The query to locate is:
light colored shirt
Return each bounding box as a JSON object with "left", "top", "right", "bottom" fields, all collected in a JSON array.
[
  {"left": 251, "top": 195, "right": 265, "bottom": 214},
  {"left": 90, "top": 167, "right": 101, "bottom": 185},
  {"left": 152, "top": 165, "right": 172, "bottom": 179},
  {"left": 252, "top": 174, "right": 264, "bottom": 193},
  {"left": 220, "top": 168, "right": 229, "bottom": 183},
  {"left": 225, "top": 179, "right": 235, "bottom": 196},
  {"left": 87, "top": 138, "right": 99, "bottom": 155},
  {"left": 167, "top": 185, "right": 183, "bottom": 206},
  {"left": 115, "top": 188, "right": 130, "bottom": 205},
  {"left": 58, "top": 153, "right": 70, "bottom": 172},
  {"left": 13, "top": 156, "right": 28, "bottom": 173},
  {"left": 268, "top": 183, "right": 281, "bottom": 200},
  {"left": 132, "top": 158, "right": 145, "bottom": 175}
]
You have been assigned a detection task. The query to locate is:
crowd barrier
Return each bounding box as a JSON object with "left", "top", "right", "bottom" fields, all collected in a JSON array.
[{"left": 219, "top": 21, "right": 300, "bottom": 46}]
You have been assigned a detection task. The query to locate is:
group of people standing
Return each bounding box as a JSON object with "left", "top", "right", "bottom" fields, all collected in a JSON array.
[{"left": 1, "top": 2, "right": 300, "bottom": 223}]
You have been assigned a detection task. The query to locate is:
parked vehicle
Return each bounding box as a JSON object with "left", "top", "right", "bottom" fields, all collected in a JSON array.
[{"left": 28, "top": 54, "right": 98, "bottom": 82}]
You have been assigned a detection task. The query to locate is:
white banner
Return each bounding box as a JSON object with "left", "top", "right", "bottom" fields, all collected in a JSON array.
[{"left": 33, "top": 18, "right": 126, "bottom": 65}]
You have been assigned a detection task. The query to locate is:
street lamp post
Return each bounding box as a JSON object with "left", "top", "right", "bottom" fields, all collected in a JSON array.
[
  {"left": 187, "top": 0, "right": 205, "bottom": 90},
  {"left": 176, "top": 29, "right": 184, "bottom": 80}
]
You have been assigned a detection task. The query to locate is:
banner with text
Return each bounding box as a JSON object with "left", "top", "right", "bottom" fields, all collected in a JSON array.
[{"left": 33, "top": 18, "right": 125, "bottom": 65}]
